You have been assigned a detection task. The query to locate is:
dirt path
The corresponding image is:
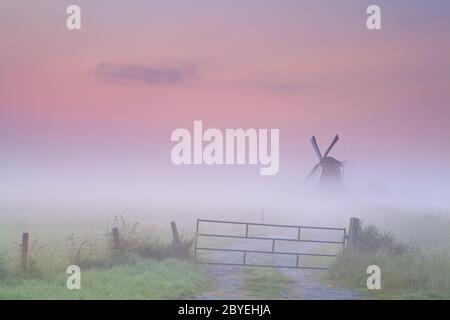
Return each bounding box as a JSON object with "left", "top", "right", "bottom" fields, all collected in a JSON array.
[
  {"left": 277, "top": 268, "right": 360, "bottom": 300},
  {"left": 195, "top": 235, "right": 360, "bottom": 300},
  {"left": 195, "top": 265, "right": 248, "bottom": 300},
  {"left": 195, "top": 264, "right": 359, "bottom": 300}
]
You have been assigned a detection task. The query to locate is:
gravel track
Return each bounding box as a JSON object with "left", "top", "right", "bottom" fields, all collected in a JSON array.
[{"left": 194, "top": 233, "right": 360, "bottom": 300}]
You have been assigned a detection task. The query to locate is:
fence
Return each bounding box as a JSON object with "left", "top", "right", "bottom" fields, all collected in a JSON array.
[
  {"left": 195, "top": 217, "right": 360, "bottom": 270},
  {"left": 11, "top": 218, "right": 360, "bottom": 272}
]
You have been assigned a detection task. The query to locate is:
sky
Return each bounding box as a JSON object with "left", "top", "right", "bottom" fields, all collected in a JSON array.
[{"left": 1, "top": 0, "right": 450, "bottom": 214}]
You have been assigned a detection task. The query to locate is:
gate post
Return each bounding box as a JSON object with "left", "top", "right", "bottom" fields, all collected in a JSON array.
[
  {"left": 170, "top": 221, "right": 183, "bottom": 257},
  {"left": 21, "top": 232, "right": 29, "bottom": 272},
  {"left": 194, "top": 219, "right": 199, "bottom": 262},
  {"left": 170, "top": 221, "right": 181, "bottom": 245},
  {"left": 347, "top": 217, "right": 360, "bottom": 254}
]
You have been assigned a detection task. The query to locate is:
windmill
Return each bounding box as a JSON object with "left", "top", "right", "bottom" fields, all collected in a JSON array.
[{"left": 306, "top": 135, "right": 344, "bottom": 190}]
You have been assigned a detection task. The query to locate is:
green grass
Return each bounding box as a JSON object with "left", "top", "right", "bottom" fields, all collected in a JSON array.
[
  {"left": 0, "top": 217, "right": 209, "bottom": 300},
  {"left": 328, "top": 251, "right": 450, "bottom": 299},
  {"left": 242, "top": 268, "right": 294, "bottom": 299},
  {"left": 326, "top": 215, "right": 450, "bottom": 300},
  {"left": 0, "top": 258, "right": 210, "bottom": 299}
]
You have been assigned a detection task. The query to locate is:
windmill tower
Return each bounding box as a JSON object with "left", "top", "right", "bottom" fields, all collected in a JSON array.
[{"left": 306, "top": 135, "right": 344, "bottom": 191}]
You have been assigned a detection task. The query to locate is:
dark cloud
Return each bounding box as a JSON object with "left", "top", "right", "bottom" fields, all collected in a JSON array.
[{"left": 94, "top": 63, "right": 194, "bottom": 86}]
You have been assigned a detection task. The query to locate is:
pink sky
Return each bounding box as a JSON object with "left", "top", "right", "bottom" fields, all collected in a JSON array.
[{"left": 1, "top": 1, "right": 450, "bottom": 209}]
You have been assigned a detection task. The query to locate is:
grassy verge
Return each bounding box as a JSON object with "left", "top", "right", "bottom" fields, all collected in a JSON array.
[
  {"left": 242, "top": 268, "right": 294, "bottom": 299},
  {"left": 0, "top": 258, "right": 210, "bottom": 299},
  {"left": 328, "top": 251, "right": 450, "bottom": 299},
  {"left": 326, "top": 219, "right": 450, "bottom": 299},
  {"left": 0, "top": 218, "right": 210, "bottom": 299}
]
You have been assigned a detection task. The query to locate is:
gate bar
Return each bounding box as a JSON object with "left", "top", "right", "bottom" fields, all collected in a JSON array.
[
  {"left": 197, "top": 233, "right": 345, "bottom": 244},
  {"left": 201, "top": 262, "right": 329, "bottom": 270},
  {"left": 197, "top": 219, "right": 346, "bottom": 231},
  {"left": 196, "top": 247, "right": 338, "bottom": 257}
]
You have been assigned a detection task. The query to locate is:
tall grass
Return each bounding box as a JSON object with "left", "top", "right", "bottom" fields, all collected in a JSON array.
[
  {"left": 351, "top": 219, "right": 410, "bottom": 255},
  {"left": 0, "top": 259, "right": 210, "bottom": 299},
  {"left": 1, "top": 218, "right": 194, "bottom": 277},
  {"left": 116, "top": 218, "right": 194, "bottom": 261},
  {"left": 0, "top": 252, "right": 7, "bottom": 279},
  {"left": 0, "top": 219, "right": 208, "bottom": 299},
  {"left": 328, "top": 219, "right": 450, "bottom": 299}
]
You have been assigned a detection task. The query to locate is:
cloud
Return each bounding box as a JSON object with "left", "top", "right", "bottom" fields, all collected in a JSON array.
[{"left": 94, "top": 63, "right": 194, "bottom": 86}]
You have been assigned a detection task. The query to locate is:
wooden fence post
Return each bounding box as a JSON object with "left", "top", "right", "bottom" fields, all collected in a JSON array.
[
  {"left": 21, "top": 232, "right": 29, "bottom": 272},
  {"left": 347, "top": 217, "right": 360, "bottom": 254},
  {"left": 112, "top": 227, "right": 122, "bottom": 257},
  {"left": 170, "top": 221, "right": 185, "bottom": 257},
  {"left": 170, "top": 221, "right": 181, "bottom": 246}
]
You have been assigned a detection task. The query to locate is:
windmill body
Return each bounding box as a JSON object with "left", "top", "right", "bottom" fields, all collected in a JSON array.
[
  {"left": 306, "top": 135, "right": 345, "bottom": 192},
  {"left": 319, "top": 156, "right": 343, "bottom": 189}
]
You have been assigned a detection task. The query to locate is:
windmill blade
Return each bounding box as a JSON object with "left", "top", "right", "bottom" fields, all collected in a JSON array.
[
  {"left": 305, "top": 163, "right": 321, "bottom": 183},
  {"left": 323, "top": 134, "right": 339, "bottom": 157},
  {"left": 310, "top": 136, "right": 322, "bottom": 161}
]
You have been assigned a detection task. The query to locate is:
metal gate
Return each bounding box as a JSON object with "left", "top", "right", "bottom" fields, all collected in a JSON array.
[{"left": 194, "top": 219, "right": 346, "bottom": 270}]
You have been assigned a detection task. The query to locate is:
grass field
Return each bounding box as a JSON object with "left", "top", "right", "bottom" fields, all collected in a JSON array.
[
  {"left": 2, "top": 206, "right": 450, "bottom": 300},
  {"left": 328, "top": 251, "right": 450, "bottom": 299},
  {"left": 0, "top": 258, "right": 210, "bottom": 299},
  {"left": 326, "top": 210, "right": 450, "bottom": 299},
  {"left": 0, "top": 217, "right": 211, "bottom": 300}
]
